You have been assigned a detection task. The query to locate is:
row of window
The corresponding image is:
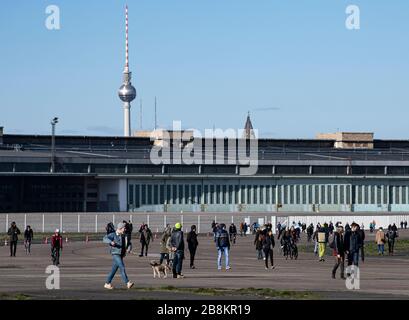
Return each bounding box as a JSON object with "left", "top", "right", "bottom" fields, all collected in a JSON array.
[
  {"left": 2, "top": 163, "right": 409, "bottom": 175},
  {"left": 128, "top": 184, "right": 409, "bottom": 207}
]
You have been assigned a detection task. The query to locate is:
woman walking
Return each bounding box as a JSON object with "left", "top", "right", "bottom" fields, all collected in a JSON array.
[{"left": 262, "top": 229, "right": 275, "bottom": 269}]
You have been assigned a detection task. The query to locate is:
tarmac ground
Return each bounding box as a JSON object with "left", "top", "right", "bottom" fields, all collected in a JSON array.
[{"left": 0, "top": 229, "right": 408, "bottom": 300}]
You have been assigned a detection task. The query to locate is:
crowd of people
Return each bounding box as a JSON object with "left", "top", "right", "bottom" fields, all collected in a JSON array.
[{"left": 3, "top": 216, "right": 407, "bottom": 290}]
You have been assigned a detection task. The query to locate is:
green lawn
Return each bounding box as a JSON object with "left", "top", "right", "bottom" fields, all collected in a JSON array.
[{"left": 298, "top": 239, "right": 409, "bottom": 257}]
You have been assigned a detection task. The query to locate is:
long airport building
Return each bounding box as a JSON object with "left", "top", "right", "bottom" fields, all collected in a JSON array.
[{"left": 1, "top": 126, "right": 409, "bottom": 214}]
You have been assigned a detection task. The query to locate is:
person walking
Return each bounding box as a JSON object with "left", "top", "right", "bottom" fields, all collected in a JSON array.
[
  {"left": 215, "top": 223, "right": 231, "bottom": 270},
  {"left": 229, "top": 223, "right": 237, "bottom": 244},
  {"left": 170, "top": 222, "right": 185, "bottom": 278},
  {"left": 103, "top": 222, "right": 134, "bottom": 290},
  {"left": 187, "top": 225, "right": 199, "bottom": 269},
  {"left": 318, "top": 226, "right": 327, "bottom": 262},
  {"left": 312, "top": 224, "right": 320, "bottom": 256},
  {"left": 346, "top": 223, "right": 362, "bottom": 268},
  {"left": 139, "top": 224, "right": 153, "bottom": 257},
  {"left": 386, "top": 227, "right": 397, "bottom": 256},
  {"left": 254, "top": 228, "right": 264, "bottom": 260},
  {"left": 159, "top": 225, "right": 172, "bottom": 265},
  {"left": 51, "top": 229, "right": 63, "bottom": 266},
  {"left": 243, "top": 222, "right": 248, "bottom": 236},
  {"left": 7, "top": 222, "right": 21, "bottom": 257},
  {"left": 375, "top": 227, "right": 386, "bottom": 255},
  {"left": 106, "top": 222, "right": 115, "bottom": 235},
  {"left": 357, "top": 225, "right": 366, "bottom": 262},
  {"left": 262, "top": 229, "right": 275, "bottom": 269},
  {"left": 331, "top": 224, "right": 345, "bottom": 279},
  {"left": 404, "top": 220, "right": 407, "bottom": 229},
  {"left": 24, "top": 225, "right": 34, "bottom": 255},
  {"left": 124, "top": 220, "right": 133, "bottom": 253}
]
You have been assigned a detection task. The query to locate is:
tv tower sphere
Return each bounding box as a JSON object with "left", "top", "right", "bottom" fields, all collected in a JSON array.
[{"left": 118, "top": 83, "right": 136, "bottom": 102}]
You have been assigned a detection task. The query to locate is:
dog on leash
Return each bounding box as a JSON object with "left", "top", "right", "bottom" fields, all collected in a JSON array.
[{"left": 150, "top": 260, "right": 171, "bottom": 279}]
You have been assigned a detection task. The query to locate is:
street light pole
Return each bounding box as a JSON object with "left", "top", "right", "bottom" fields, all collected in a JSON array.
[{"left": 50, "top": 117, "right": 58, "bottom": 173}]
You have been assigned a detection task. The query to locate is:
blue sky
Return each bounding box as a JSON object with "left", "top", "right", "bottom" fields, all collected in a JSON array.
[{"left": 0, "top": 0, "right": 408, "bottom": 138}]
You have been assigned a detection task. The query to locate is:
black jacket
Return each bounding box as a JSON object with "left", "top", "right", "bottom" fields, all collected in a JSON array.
[
  {"left": 216, "top": 229, "right": 230, "bottom": 249},
  {"left": 229, "top": 225, "right": 237, "bottom": 234},
  {"left": 187, "top": 231, "right": 198, "bottom": 250},
  {"left": 171, "top": 229, "right": 185, "bottom": 251},
  {"left": 7, "top": 226, "right": 21, "bottom": 242},
  {"left": 348, "top": 231, "right": 362, "bottom": 253},
  {"left": 262, "top": 234, "right": 275, "bottom": 250},
  {"left": 24, "top": 229, "right": 33, "bottom": 241},
  {"left": 333, "top": 232, "right": 345, "bottom": 255}
]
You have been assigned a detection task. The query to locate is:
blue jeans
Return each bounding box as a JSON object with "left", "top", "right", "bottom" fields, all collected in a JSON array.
[
  {"left": 107, "top": 254, "right": 129, "bottom": 284},
  {"left": 217, "top": 247, "right": 230, "bottom": 269},
  {"left": 172, "top": 250, "right": 184, "bottom": 275},
  {"left": 348, "top": 251, "right": 359, "bottom": 266},
  {"left": 377, "top": 244, "right": 384, "bottom": 254}
]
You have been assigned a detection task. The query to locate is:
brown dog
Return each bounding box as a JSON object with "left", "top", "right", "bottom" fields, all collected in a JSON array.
[{"left": 150, "top": 260, "right": 171, "bottom": 279}]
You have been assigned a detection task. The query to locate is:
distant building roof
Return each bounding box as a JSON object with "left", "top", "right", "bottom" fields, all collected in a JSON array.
[{"left": 242, "top": 112, "right": 256, "bottom": 139}]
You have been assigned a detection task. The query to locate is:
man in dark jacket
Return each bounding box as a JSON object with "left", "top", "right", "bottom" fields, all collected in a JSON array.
[
  {"left": 187, "top": 225, "right": 199, "bottom": 269},
  {"left": 139, "top": 224, "right": 153, "bottom": 257},
  {"left": 386, "top": 227, "right": 397, "bottom": 256},
  {"left": 24, "top": 225, "right": 34, "bottom": 255},
  {"left": 51, "top": 229, "right": 63, "bottom": 266},
  {"left": 346, "top": 223, "right": 362, "bottom": 267},
  {"left": 229, "top": 223, "right": 237, "bottom": 244},
  {"left": 357, "top": 225, "right": 365, "bottom": 262},
  {"left": 332, "top": 225, "right": 346, "bottom": 279},
  {"left": 7, "top": 222, "right": 21, "bottom": 257},
  {"left": 171, "top": 222, "right": 185, "bottom": 278},
  {"left": 215, "top": 223, "right": 231, "bottom": 270}
]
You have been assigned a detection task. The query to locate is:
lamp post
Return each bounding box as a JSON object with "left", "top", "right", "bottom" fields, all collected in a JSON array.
[{"left": 50, "top": 117, "right": 58, "bottom": 173}]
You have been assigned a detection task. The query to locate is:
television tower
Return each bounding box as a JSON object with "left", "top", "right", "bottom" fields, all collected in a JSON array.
[{"left": 118, "top": 5, "right": 136, "bottom": 137}]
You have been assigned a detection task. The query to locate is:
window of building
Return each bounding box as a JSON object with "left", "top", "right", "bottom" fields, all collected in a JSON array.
[
  {"left": 135, "top": 185, "right": 140, "bottom": 207},
  {"left": 154, "top": 185, "right": 158, "bottom": 204},
  {"left": 141, "top": 185, "right": 146, "bottom": 205},
  {"left": 160, "top": 185, "right": 165, "bottom": 204},
  {"left": 327, "top": 186, "right": 332, "bottom": 204},
  {"left": 129, "top": 185, "right": 134, "bottom": 205}
]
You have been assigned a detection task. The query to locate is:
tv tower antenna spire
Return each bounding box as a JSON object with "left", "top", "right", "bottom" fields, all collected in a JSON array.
[{"left": 118, "top": 4, "right": 136, "bottom": 137}]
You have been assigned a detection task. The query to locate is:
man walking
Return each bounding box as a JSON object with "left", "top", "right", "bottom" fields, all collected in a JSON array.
[
  {"left": 215, "top": 223, "right": 231, "bottom": 270},
  {"left": 229, "top": 223, "right": 237, "bottom": 244},
  {"left": 24, "top": 225, "right": 34, "bottom": 255},
  {"left": 262, "top": 229, "right": 275, "bottom": 269},
  {"left": 386, "top": 226, "right": 397, "bottom": 256},
  {"left": 171, "top": 222, "right": 185, "bottom": 278},
  {"left": 331, "top": 224, "right": 345, "bottom": 279},
  {"left": 7, "top": 222, "right": 21, "bottom": 257},
  {"left": 103, "top": 222, "right": 134, "bottom": 290},
  {"left": 187, "top": 225, "right": 199, "bottom": 269},
  {"left": 51, "top": 229, "right": 63, "bottom": 266},
  {"left": 346, "top": 223, "right": 362, "bottom": 268},
  {"left": 139, "top": 224, "right": 153, "bottom": 257}
]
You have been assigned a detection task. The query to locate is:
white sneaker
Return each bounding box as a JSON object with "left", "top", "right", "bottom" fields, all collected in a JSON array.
[
  {"left": 104, "top": 283, "right": 114, "bottom": 290},
  {"left": 127, "top": 281, "right": 134, "bottom": 289},
  {"left": 226, "top": 266, "right": 231, "bottom": 270}
]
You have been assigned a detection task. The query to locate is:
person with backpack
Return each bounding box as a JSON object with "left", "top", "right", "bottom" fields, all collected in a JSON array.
[
  {"left": 262, "top": 229, "right": 275, "bottom": 269},
  {"left": 51, "top": 229, "right": 63, "bottom": 266},
  {"left": 170, "top": 222, "right": 185, "bottom": 278},
  {"left": 139, "top": 224, "right": 153, "bottom": 257},
  {"left": 375, "top": 227, "right": 386, "bottom": 255},
  {"left": 254, "top": 228, "right": 264, "bottom": 260},
  {"left": 7, "top": 222, "right": 21, "bottom": 257},
  {"left": 103, "top": 222, "right": 134, "bottom": 290},
  {"left": 215, "top": 223, "right": 231, "bottom": 270},
  {"left": 187, "top": 225, "right": 199, "bottom": 269},
  {"left": 386, "top": 227, "right": 397, "bottom": 256},
  {"left": 331, "top": 224, "right": 345, "bottom": 279},
  {"left": 24, "top": 225, "right": 34, "bottom": 255},
  {"left": 159, "top": 225, "right": 172, "bottom": 265}
]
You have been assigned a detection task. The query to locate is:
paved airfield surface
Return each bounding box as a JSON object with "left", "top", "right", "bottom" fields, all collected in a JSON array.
[{"left": 0, "top": 230, "right": 408, "bottom": 300}]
